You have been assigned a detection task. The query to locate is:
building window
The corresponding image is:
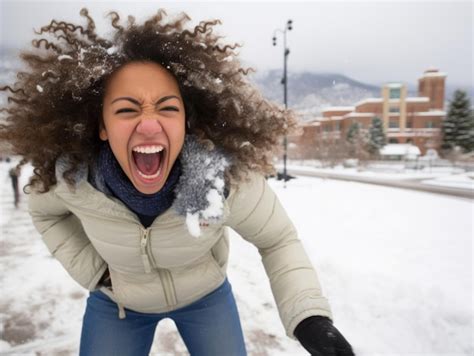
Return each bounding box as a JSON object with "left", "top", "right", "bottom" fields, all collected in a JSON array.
[
  {"left": 390, "top": 87, "right": 401, "bottom": 99},
  {"left": 389, "top": 138, "right": 399, "bottom": 143},
  {"left": 389, "top": 107, "right": 400, "bottom": 113},
  {"left": 323, "top": 125, "right": 332, "bottom": 132},
  {"left": 389, "top": 121, "right": 399, "bottom": 128},
  {"left": 425, "top": 121, "right": 435, "bottom": 128},
  {"left": 406, "top": 121, "right": 412, "bottom": 128},
  {"left": 335, "top": 122, "right": 341, "bottom": 131}
]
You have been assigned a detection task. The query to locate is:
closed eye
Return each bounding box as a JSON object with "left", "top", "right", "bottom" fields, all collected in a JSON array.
[
  {"left": 116, "top": 106, "right": 179, "bottom": 114},
  {"left": 162, "top": 106, "right": 179, "bottom": 112},
  {"left": 116, "top": 108, "right": 135, "bottom": 114}
]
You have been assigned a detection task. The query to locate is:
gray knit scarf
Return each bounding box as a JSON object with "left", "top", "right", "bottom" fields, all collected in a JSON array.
[{"left": 90, "top": 139, "right": 182, "bottom": 219}]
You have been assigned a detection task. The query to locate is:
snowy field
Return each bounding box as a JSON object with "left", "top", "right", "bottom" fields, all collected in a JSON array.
[{"left": 0, "top": 158, "right": 472, "bottom": 355}]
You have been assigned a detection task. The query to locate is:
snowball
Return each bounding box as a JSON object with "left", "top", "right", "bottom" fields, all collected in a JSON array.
[
  {"left": 36, "top": 85, "right": 43, "bottom": 93},
  {"left": 214, "top": 177, "right": 225, "bottom": 190},
  {"left": 202, "top": 189, "right": 223, "bottom": 220},
  {"left": 186, "top": 212, "right": 201, "bottom": 238},
  {"left": 205, "top": 167, "right": 217, "bottom": 180},
  {"left": 73, "top": 123, "right": 85, "bottom": 134},
  {"left": 78, "top": 48, "right": 87, "bottom": 61},
  {"left": 58, "top": 55, "right": 73, "bottom": 61},
  {"left": 106, "top": 46, "right": 118, "bottom": 55}
]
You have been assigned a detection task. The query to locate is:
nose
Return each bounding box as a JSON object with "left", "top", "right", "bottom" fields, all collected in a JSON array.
[{"left": 136, "top": 117, "right": 163, "bottom": 135}]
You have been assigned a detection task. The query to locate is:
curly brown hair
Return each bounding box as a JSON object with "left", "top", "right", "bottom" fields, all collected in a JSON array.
[{"left": 0, "top": 8, "right": 298, "bottom": 193}]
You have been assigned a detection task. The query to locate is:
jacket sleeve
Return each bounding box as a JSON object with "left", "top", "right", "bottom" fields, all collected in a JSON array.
[
  {"left": 225, "top": 171, "right": 333, "bottom": 340},
  {"left": 27, "top": 187, "right": 108, "bottom": 291}
]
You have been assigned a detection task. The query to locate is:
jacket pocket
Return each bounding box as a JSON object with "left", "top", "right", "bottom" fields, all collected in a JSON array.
[
  {"left": 107, "top": 266, "right": 172, "bottom": 312},
  {"left": 208, "top": 249, "right": 226, "bottom": 279},
  {"left": 171, "top": 250, "right": 225, "bottom": 305},
  {"left": 210, "top": 232, "right": 229, "bottom": 270}
]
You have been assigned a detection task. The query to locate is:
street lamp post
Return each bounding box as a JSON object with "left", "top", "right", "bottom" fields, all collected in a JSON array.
[{"left": 273, "top": 19, "right": 293, "bottom": 188}]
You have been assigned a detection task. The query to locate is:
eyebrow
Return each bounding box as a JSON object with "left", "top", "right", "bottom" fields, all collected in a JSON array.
[{"left": 110, "top": 95, "right": 181, "bottom": 106}]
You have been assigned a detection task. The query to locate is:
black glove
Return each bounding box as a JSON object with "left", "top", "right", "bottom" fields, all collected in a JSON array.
[{"left": 294, "top": 316, "right": 355, "bottom": 356}]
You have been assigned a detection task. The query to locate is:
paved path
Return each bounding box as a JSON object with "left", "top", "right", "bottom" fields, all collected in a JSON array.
[{"left": 284, "top": 167, "right": 474, "bottom": 200}]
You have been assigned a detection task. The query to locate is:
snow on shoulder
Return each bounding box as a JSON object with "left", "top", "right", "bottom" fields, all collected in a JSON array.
[{"left": 173, "top": 135, "right": 231, "bottom": 238}]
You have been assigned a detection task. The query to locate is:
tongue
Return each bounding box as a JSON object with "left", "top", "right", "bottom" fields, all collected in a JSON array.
[{"left": 133, "top": 152, "right": 161, "bottom": 175}]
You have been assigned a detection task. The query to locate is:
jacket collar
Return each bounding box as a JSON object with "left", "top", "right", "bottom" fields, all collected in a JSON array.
[{"left": 54, "top": 134, "right": 231, "bottom": 237}]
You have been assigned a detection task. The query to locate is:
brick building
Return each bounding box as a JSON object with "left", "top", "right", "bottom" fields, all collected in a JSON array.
[{"left": 290, "top": 68, "right": 446, "bottom": 157}]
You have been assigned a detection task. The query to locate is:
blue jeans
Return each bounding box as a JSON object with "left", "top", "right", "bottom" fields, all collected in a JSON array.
[{"left": 79, "top": 277, "right": 247, "bottom": 356}]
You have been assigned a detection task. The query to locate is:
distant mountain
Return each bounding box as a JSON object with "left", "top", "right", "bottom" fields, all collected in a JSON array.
[{"left": 248, "top": 69, "right": 380, "bottom": 121}]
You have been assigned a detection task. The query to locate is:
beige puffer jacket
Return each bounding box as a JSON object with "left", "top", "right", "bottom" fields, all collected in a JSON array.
[{"left": 27, "top": 163, "right": 333, "bottom": 340}]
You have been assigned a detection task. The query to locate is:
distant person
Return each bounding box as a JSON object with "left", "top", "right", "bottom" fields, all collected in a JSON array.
[{"left": 9, "top": 165, "right": 21, "bottom": 208}]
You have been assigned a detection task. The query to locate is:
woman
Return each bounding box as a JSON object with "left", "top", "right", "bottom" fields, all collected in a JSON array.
[{"left": 0, "top": 8, "right": 355, "bottom": 355}]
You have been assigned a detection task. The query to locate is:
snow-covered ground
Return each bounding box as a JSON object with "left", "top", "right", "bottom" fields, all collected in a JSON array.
[{"left": 0, "top": 158, "right": 472, "bottom": 355}]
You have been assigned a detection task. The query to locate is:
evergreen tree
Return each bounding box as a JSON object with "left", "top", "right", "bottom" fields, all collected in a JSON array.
[
  {"left": 346, "top": 122, "right": 360, "bottom": 144},
  {"left": 345, "top": 122, "right": 370, "bottom": 160},
  {"left": 367, "top": 117, "right": 386, "bottom": 156},
  {"left": 441, "top": 90, "right": 474, "bottom": 153}
]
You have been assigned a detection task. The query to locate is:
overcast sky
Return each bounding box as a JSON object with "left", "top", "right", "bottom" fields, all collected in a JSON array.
[{"left": 1, "top": 0, "right": 472, "bottom": 87}]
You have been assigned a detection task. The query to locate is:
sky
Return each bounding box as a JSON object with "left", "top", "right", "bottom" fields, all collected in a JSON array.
[{"left": 0, "top": 0, "right": 472, "bottom": 87}]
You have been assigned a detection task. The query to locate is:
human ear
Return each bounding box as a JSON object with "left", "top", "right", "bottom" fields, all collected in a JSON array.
[{"left": 99, "top": 121, "right": 108, "bottom": 141}]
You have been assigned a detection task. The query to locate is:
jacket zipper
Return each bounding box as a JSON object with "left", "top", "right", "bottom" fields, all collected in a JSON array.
[
  {"left": 160, "top": 269, "right": 177, "bottom": 306},
  {"left": 140, "top": 227, "right": 152, "bottom": 273},
  {"left": 139, "top": 227, "right": 177, "bottom": 306}
]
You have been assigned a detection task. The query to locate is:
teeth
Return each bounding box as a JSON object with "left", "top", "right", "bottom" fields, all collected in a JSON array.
[
  {"left": 137, "top": 165, "right": 162, "bottom": 180},
  {"left": 132, "top": 145, "right": 164, "bottom": 154}
]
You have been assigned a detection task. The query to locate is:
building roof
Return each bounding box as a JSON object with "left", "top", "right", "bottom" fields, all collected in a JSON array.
[
  {"left": 420, "top": 71, "right": 447, "bottom": 78},
  {"left": 306, "top": 121, "right": 321, "bottom": 126},
  {"left": 354, "top": 98, "right": 383, "bottom": 106},
  {"left": 386, "top": 83, "right": 402, "bottom": 88},
  {"left": 405, "top": 97, "right": 430, "bottom": 103},
  {"left": 316, "top": 116, "right": 345, "bottom": 121},
  {"left": 301, "top": 119, "right": 321, "bottom": 126},
  {"left": 321, "top": 106, "right": 355, "bottom": 112},
  {"left": 415, "top": 110, "right": 446, "bottom": 116},
  {"left": 343, "top": 112, "right": 374, "bottom": 118},
  {"left": 380, "top": 144, "right": 421, "bottom": 156}
]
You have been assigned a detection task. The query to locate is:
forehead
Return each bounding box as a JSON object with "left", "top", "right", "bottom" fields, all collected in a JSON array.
[{"left": 105, "top": 61, "right": 180, "bottom": 96}]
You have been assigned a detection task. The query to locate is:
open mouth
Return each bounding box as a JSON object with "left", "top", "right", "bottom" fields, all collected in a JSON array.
[{"left": 131, "top": 145, "right": 166, "bottom": 183}]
